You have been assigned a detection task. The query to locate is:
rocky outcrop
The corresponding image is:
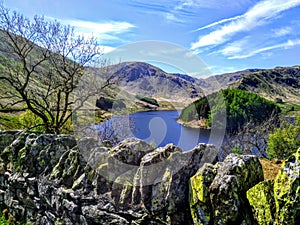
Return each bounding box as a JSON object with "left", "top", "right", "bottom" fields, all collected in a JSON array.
[
  {"left": 0, "top": 130, "right": 298, "bottom": 225},
  {"left": 190, "top": 154, "right": 264, "bottom": 225},
  {"left": 247, "top": 148, "right": 300, "bottom": 225},
  {"left": 0, "top": 131, "right": 217, "bottom": 224}
]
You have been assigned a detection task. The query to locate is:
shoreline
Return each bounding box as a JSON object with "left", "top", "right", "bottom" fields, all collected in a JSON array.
[{"left": 176, "top": 118, "right": 211, "bottom": 129}]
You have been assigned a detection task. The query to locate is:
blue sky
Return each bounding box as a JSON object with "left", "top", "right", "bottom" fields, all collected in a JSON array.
[{"left": 3, "top": 0, "right": 300, "bottom": 75}]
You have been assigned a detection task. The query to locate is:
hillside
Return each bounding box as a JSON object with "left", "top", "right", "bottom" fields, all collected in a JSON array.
[
  {"left": 102, "top": 61, "right": 204, "bottom": 106},
  {"left": 232, "top": 66, "right": 300, "bottom": 106},
  {"left": 203, "top": 68, "right": 263, "bottom": 91},
  {"left": 108, "top": 62, "right": 300, "bottom": 112},
  {"left": 179, "top": 88, "right": 281, "bottom": 131}
]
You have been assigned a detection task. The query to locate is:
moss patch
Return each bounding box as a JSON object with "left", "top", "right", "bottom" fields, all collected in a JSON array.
[
  {"left": 247, "top": 180, "right": 275, "bottom": 225},
  {"left": 273, "top": 148, "right": 300, "bottom": 225}
]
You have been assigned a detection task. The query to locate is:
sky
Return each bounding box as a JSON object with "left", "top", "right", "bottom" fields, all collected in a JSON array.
[{"left": 3, "top": 0, "right": 300, "bottom": 76}]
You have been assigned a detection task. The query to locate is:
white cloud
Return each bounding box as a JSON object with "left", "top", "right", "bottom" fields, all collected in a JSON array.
[
  {"left": 174, "top": 0, "right": 196, "bottom": 10},
  {"left": 272, "top": 27, "right": 292, "bottom": 37},
  {"left": 218, "top": 37, "right": 249, "bottom": 56},
  {"left": 228, "top": 39, "right": 300, "bottom": 59},
  {"left": 165, "top": 13, "right": 185, "bottom": 23},
  {"left": 191, "top": 0, "right": 300, "bottom": 50},
  {"left": 220, "top": 45, "right": 243, "bottom": 56},
  {"left": 194, "top": 15, "right": 244, "bottom": 31},
  {"left": 66, "top": 19, "right": 136, "bottom": 35},
  {"left": 46, "top": 17, "right": 136, "bottom": 45},
  {"left": 177, "top": 0, "right": 253, "bottom": 9}
]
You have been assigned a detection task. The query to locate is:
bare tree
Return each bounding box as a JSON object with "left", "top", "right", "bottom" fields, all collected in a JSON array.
[
  {"left": 96, "top": 114, "right": 135, "bottom": 146},
  {"left": 0, "top": 3, "right": 114, "bottom": 134},
  {"left": 219, "top": 112, "right": 280, "bottom": 160}
]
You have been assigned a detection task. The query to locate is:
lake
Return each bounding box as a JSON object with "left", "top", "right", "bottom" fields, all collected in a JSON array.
[{"left": 98, "top": 110, "right": 213, "bottom": 151}]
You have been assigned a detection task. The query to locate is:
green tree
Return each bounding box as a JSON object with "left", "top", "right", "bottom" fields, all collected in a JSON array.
[
  {"left": 267, "top": 116, "right": 300, "bottom": 159},
  {"left": 179, "top": 88, "right": 280, "bottom": 131}
]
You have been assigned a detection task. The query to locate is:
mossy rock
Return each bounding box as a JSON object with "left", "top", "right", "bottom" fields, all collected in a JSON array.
[
  {"left": 0, "top": 130, "right": 18, "bottom": 152},
  {"left": 72, "top": 173, "right": 86, "bottom": 190},
  {"left": 247, "top": 180, "right": 275, "bottom": 225},
  {"left": 273, "top": 148, "right": 300, "bottom": 225},
  {"left": 0, "top": 131, "right": 30, "bottom": 166},
  {"left": 189, "top": 163, "right": 218, "bottom": 225},
  {"left": 112, "top": 169, "right": 137, "bottom": 210},
  {"left": 50, "top": 149, "right": 82, "bottom": 186}
]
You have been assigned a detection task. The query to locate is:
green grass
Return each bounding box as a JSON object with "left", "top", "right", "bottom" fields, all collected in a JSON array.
[
  {"left": 277, "top": 102, "right": 300, "bottom": 114},
  {"left": 0, "top": 114, "right": 23, "bottom": 130}
]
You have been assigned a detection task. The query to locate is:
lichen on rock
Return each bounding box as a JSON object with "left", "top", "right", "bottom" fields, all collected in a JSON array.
[
  {"left": 189, "top": 163, "right": 218, "bottom": 225},
  {"left": 273, "top": 148, "right": 300, "bottom": 225},
  {"left": 0, "top": 130, "right": 298, "bottom": 225},
  {"left": 247, "top": 180, "right": 275, "bottom": 225}
]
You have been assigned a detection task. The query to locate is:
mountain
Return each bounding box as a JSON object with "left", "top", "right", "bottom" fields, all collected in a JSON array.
[
  {"left": 204, "top": 69, "right": 263, "bottom": 91},
  {"left": 104, "top": 62, "right": 204, "bottom": 104},
  {"left": 94, "top": 62, "right": 300, "bottom": 112},
  {"left": 232, "top": 66, "right": 300, "bottom": 105}
]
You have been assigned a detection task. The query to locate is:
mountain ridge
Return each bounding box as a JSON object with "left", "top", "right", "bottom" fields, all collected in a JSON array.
[{"left": 104, "top": 61, "right": 300, "bottom": 107}]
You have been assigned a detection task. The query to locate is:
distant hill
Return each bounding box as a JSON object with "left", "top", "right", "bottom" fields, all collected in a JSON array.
[
  {"left": 232, "top": 66, "right": 300, "bottom": 105},
  {"left": 103, "top": 62, "right": 204, "bottom": 104},
  {"left": 204, "top": 69, "right": 263, "bottom": 90},
  {"left": 100, "top": 62, "right": 300, "bottom": 110}
]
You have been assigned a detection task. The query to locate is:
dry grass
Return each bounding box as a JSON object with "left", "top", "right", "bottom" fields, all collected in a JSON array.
[{"left": 260, "top": 158, "right": 282, "bottom": 181}]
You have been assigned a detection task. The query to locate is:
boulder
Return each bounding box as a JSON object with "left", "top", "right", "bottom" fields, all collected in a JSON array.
[
  {"left": 189, "top": 163, "right": 219, "bottom": 225},
  {"left": 209, "top": 154, "right": 263, "bottom": 225},
  {"left": 108, "top": 138, "right": 154, "bottom": 182},
  {"left": 247, "top": 180, "right": 275, "bottom": 225},
  {"left": 190, "top": 154, "right": 264, "bottom": 225},
  {"left": 247, "top": 148, "right": 300, "bottom": 225},
  {"left": 0, "top": 130, "right": 19, "bottom": 152},
  {"left": 273, "top": 148, "right": 300, "bottom": 225}
]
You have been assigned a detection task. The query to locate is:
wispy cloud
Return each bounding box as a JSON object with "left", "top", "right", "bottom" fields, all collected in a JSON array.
[
  {"left": 129, "top": 0, "right": 197, "bottom": 23},
  {"left": 177, "top": 0, "right": 254, "bottom": 10},
  {"left": 47, "top": 17, "right": 136, "bottom": 45},
  {"left": 65, "top": 19, "right": 136, "bottom": 35},
  {"left": 165, "top": 13, "right": 185, "bottom": 23},
  {"left": 272, "top": 27, "right": 292, "bottom": 37},
  {"left": 193, "top": 15, "right": 244, "bottom": 31},
  {"left": 228, "top": 39, "right": 300, "bottom": 59},
  {"left": 191, "top": 0, "right": 300, "bottom": 50},
  {"left": 98, "top": 45, "right": 116, "bottom": 54},
  {"left": 219, "top": 38, "right": 249, "bottom": 56}
]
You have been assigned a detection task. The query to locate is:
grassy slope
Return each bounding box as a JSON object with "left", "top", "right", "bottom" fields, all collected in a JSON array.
[{"left": 233, "top": 66, "right": 300, "bottom": 108}]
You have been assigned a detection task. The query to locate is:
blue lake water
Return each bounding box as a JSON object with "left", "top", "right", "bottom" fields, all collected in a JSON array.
[{"left": 98, "top": 110, "right": 212, "bottom": 151}]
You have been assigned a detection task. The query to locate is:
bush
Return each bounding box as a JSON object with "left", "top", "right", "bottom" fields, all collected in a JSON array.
[
  {"left": 19, "top": 110, "right": 45, "bottom": 132},
  {"left": 19, "top": 110, "right": 73, "bottom": 133},
  {"left": 267, "top": 116, "right": 300, "bottom": 159}
]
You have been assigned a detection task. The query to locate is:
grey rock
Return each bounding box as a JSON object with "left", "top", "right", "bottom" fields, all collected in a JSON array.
[{"left": 209, "top": 154, "right": 263, "bottom": 225}]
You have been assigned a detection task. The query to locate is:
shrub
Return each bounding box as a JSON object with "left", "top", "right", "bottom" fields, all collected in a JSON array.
[{"left": 267, "top": 116, "right": 300, "bottom": 159}]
